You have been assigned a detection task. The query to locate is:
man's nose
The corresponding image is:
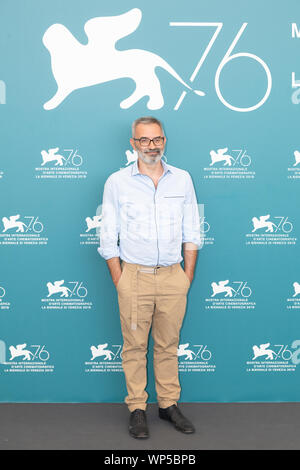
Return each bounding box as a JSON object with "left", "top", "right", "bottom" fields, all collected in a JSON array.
[{"left": 149, "top": 139, "right": 156, "bottom": 148}]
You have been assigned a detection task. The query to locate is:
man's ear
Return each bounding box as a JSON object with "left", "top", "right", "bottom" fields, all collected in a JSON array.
[{"left": 130, "top": 138, "right": 136, "bottom": 150}]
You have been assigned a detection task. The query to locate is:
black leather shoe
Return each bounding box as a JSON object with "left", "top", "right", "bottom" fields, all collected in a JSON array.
[
  {"left": 129, "top": 409, "right": 149, "bottom": 439},
  {"left": 159, "top": 405, "right": 195, "bottom": 434}
]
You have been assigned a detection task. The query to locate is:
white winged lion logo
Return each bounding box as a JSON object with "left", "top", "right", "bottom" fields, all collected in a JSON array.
[{"left": 42, "top": 8, "right": 205, "bottom": 110}]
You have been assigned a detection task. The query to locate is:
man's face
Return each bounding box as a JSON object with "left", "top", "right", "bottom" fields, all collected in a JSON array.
[{"left": 130, "top": 123, "right": 166, "bottom": 165}]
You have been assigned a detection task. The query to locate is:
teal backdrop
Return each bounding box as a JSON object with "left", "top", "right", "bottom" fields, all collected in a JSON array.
[{"left": 1, "top": 0, "right": 300, "bottom": 402}]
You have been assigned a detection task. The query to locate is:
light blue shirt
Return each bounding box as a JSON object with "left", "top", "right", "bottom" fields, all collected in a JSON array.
[{"left": 98, "top": 158, "right": 201, "bottom": 266}]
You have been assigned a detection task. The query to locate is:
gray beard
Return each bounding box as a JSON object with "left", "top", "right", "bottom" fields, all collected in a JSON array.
[{"left": 137, "top": 149, "right": 163, "bottom": 165}]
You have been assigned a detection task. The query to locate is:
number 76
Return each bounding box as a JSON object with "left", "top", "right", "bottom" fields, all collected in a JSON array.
[{"left": 169, "top": 22, "right": 272, "bottom": 112}]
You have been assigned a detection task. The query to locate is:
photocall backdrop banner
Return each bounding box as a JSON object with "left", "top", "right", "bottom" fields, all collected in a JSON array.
[{"left": 1, "top": 0, "right": 300, "bottom": 403}]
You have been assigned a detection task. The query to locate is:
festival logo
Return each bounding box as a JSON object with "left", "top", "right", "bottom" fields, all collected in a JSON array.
[
  {"left": 1, "top": 343, "right": 54, "bottom": 373},
  {"left": 205, "top": 280, "right": 256, "bottom": 310},
  {"left": 35, "top": 147, "right": 87, "bottom": 179},
  {"left": 177, "top": 342, "right": 216, "bottom": 373},
  {"left": 124, "top": 149, "right": 138, "bottom": 166},
  {"left": 0, "top": 214, "right": 48, "bottom": 246},
  {"left": 245, "top": 214, "right": 297, "bottom": 246},
  {"left": 80, "top": 214, "right": 102, "bottom": 246},
  {"left": 85, "top": 216, "right": 102, "bottom": 233},
  {"left": 42, "top": 8, "right": 204, "bottom": 111},
  {"left": 119, "top": 149, "right": 138, "bottom": 171},
  {"left": 203, "top": 147, "right": 255, "bottom": 180},
  {"left": 246, "top": 341, "right": 300, "bottom": 373},
  {"left": 41, "top": 280, "right": 92, "bottom": 311},
  {"left": 84, "top": 342, "right": 123, "bottom": 373},
  {"left": 43, "top": 9, "right": 271, "bottom": 112}
]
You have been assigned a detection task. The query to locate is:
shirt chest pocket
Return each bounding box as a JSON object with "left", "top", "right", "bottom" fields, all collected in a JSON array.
[{"left": 162, "top": 195, "right": 185, "bottom": 208}]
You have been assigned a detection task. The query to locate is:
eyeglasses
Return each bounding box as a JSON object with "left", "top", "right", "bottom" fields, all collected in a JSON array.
[{"left": 133, "top": 136, "right": 165, "bottom": 147}]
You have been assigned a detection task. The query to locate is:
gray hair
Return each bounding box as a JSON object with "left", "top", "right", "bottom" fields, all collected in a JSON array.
[{"left": 131, "top": 116, "right": 164, "bottom": 137}]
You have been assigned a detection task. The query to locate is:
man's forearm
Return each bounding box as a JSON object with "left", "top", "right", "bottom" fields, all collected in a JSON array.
[
  {"left": 183, "top": 242, "right": 198, "bottom": 282},
  {"left": 106, "top": 257, "right": 122, "bottom": 286}
]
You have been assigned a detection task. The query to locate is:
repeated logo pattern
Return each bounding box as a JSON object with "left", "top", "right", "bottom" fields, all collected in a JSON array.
[{"left": 0, "top": 4, "right": 299, "bottom": 403}]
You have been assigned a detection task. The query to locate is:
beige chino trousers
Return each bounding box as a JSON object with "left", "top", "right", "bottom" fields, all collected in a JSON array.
[{"left": 116, "top": 259, "right": 191, "bottom": 412}]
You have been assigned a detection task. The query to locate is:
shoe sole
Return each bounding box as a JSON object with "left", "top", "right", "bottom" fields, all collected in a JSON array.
[
  {"left": 175, "top": 425, "right": 195, "bottom": 434},
  {"left": 129, "top": 427, "right": 149, "bottom": 439},
  {"left": 159, "top": 414, "right": 195, "bottom": 434}
]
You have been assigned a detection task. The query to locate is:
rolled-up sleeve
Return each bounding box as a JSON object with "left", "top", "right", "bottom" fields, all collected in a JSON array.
[
  {"left": 97, "top": 174, "right": 120, "bottom": 260},
  {"left": 182, "top": 172, "right": 202, "bottom": 247}
]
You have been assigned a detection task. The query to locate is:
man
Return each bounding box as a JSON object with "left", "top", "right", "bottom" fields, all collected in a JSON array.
[{"left": 98, "top": 116, "right": 201, "bottom": 439}]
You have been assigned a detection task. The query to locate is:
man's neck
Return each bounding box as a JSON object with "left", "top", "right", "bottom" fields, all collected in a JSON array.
[{"left": 137, "top": 157, "right": 164, "bottom": 177}]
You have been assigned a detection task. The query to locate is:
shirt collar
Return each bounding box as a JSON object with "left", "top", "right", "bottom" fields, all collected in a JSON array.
[{"left": 131, "top": 157, "right": 172, "bottom": 176}]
